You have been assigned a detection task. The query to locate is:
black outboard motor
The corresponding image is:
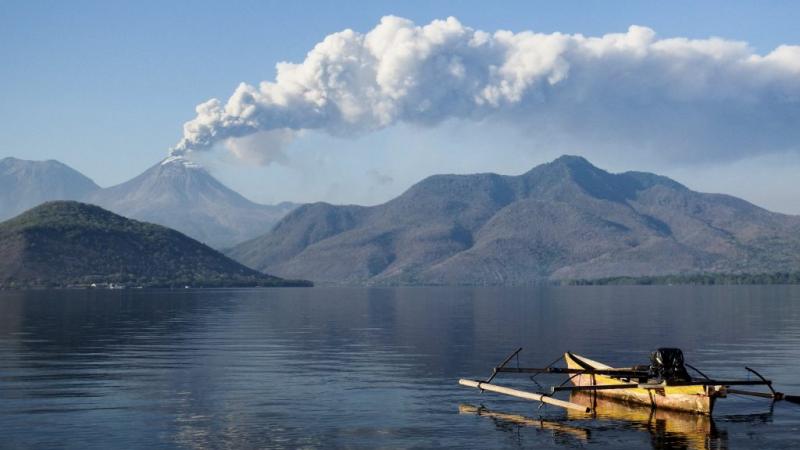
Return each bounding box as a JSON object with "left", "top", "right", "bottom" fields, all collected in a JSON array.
[{"left": 649, "top": 348, "right": 691, "bottom": 383}]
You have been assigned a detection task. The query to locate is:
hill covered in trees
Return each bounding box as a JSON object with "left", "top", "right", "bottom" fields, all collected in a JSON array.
[
  {"left": 228, "top": 156, "right": 800, "bottom": 285},
  {"left": 0, "top": 201, "right": 311, "bottom": 289}
]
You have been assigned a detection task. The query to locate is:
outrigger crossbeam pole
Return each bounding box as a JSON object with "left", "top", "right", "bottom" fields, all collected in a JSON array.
[
  {"left": 660, "top": 380, "right": 772, "bottom": 387},
  {"left": 727, "top": 389, "right": 782, "bottom": 400},
  {"left": 494, "top": 367, "right": 649, "bottom": 378},
  {"left": 549, "top": 380, "right": 771, "bottom": 393},
  {"left": 495, "top": 368, "right": 774, "bottom": 388},
  {"left": 551, "top": 384, "right": 639, "bottom": 392}
]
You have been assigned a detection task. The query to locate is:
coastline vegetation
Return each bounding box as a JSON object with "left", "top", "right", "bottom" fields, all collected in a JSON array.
[{"left": 566, "top": 272, "right": 800, "bottom": 286}]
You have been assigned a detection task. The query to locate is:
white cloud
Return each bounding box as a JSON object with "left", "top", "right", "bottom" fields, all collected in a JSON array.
[{"left": 171, "top": 16, "right": 800, "bottom": 164}]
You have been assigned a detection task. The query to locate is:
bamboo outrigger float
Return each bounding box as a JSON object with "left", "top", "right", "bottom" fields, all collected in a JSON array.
[
  {"left": 458, "top": 404, "right": 591, "bottom": 442},
  {"left": 459, "top": 348, "right": 799, "bottom": 415}
]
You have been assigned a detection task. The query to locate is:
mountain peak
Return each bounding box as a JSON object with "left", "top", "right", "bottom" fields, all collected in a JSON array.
[
  {"left": 160, "top": 155, "right": 203, "bottom": 169},
  {"left": 2, "top": 156, "right": 65, "bottom": 168},
  {"left": 522, "top": 155, "right": 603, "bottom": 179},
  {"left": 550, "top": 154, "right": 593, "bottom": 167},
  {"left": 3, "top": 201, "right": 116, "bottom": 229}
]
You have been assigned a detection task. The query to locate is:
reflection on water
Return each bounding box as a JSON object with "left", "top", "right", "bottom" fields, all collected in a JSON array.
[
  {"left": 458, "top": 391, "right": 782, "bottom": 449},
  {"left": 459, "top": 404, "right": 591, "bottom": 443},
  {"left": 569, "top": 391, "right": 726, "bottom": 450},
  {"left": 1, "top": 286, "right": 800, "bottom": 449}
]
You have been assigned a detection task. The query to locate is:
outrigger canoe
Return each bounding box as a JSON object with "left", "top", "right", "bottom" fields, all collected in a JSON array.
[
  {"left": 564, "top": 351, "right": 720, "bottom": 414},
  {"left": 459, "top": 348, "right": 798, "bottom": 415}
]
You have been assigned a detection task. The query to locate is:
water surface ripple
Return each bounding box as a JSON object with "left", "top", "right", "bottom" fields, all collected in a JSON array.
[{"left": 1, "top": 286, "right": 799, "bottom": 449}]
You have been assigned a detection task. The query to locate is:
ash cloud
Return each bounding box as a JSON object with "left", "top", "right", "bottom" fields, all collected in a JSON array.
[
  {"left": 171, "top": 16, "right": 800, "bottom": 163},
  {"left": 366, "top": 169, "right": 394, "bottom": 186},
  {"left": 224, "top": 129, "right": 294, "bottom": 166}
]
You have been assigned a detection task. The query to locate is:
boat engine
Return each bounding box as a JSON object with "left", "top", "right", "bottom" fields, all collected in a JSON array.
[{"left": 649, "top": 348, "right": 691, "bottom": 382}]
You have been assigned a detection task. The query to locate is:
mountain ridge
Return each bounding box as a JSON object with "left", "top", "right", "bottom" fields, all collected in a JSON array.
[
  {"left": 2, "top": 155, "right": 297, "bottom": 249},
  {"left": 227, "top": 155, "right": 800, "bottom": 285}
]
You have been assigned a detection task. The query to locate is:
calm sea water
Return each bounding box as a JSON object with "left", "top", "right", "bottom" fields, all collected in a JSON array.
[{"left": 1, "top": 286, "right": 800, "bottom": 449}]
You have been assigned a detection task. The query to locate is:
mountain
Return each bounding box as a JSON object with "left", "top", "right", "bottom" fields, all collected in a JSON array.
[
  {"left": 228, "top": 155, "right": 800, "bottom": 285},
  {"left": 84, "top": 156, "right": 296, "bottom": 248},
  {"left": 0, "top": 201, "right": 310, "bottom": 289},
  {"left": 0, "top": 157, "right": 100, "bottom": 221}
]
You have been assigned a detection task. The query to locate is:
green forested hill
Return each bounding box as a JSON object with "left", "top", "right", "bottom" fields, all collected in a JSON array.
[
  {"left": 0, "top": 201, "right": 311, "bottom": 288},
  {"left": 228, "top": 155, "right": 800, "bottom": 285}
]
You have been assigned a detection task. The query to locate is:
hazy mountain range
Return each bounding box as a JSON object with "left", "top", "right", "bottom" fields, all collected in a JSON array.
[
  {"left": 0, "top": 157, "right": 100, "bottom": 220},
  {"left": 0, "top": 156, "right": 295, "bottom": 248},
  {"left": 4, "top": 154, "right": 800, "bottom": 286},
  {"left": 227, "top": 156, "right": 800, "bottom": 285},
  {"left": 0, "top": 201, "right": 309, "bottom": 288}
]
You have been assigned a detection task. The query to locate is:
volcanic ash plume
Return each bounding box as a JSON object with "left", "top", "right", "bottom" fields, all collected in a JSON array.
[{"left": 170, "top": 16, "right": 800, "bottom": 163}]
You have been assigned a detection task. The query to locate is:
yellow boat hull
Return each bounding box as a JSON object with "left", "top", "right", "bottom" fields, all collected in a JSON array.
[{"left": 565, "top": 352, "right": 721, "bottom": 415}]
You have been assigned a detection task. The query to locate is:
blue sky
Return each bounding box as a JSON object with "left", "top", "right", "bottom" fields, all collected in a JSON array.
[{"left": 2, "top": 1, "right": 799, "bottom": 212}]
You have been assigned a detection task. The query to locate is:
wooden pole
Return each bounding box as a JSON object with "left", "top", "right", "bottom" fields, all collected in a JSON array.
[
  {"left": 726, "top": 388, "right": 779, "bottom": 399},
  {"left": 495, "top": 367, "right": 648, "bottom": 377},
  {"left": 458, "top": 379, "right": 591, "bottom": 413},
  {"left": 745, "top": 367, "right": 775, "bottom": 394},
  {"left": 485, "top": 347, "right": 523, "bottom": 385},
  {"left": 551, "top": 383, "right": 639, "bottom": 392}
]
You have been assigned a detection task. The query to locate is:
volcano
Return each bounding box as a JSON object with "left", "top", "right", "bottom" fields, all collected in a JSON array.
[{"left": 85, "top": 156, "right": 295, "bottom": 248}]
